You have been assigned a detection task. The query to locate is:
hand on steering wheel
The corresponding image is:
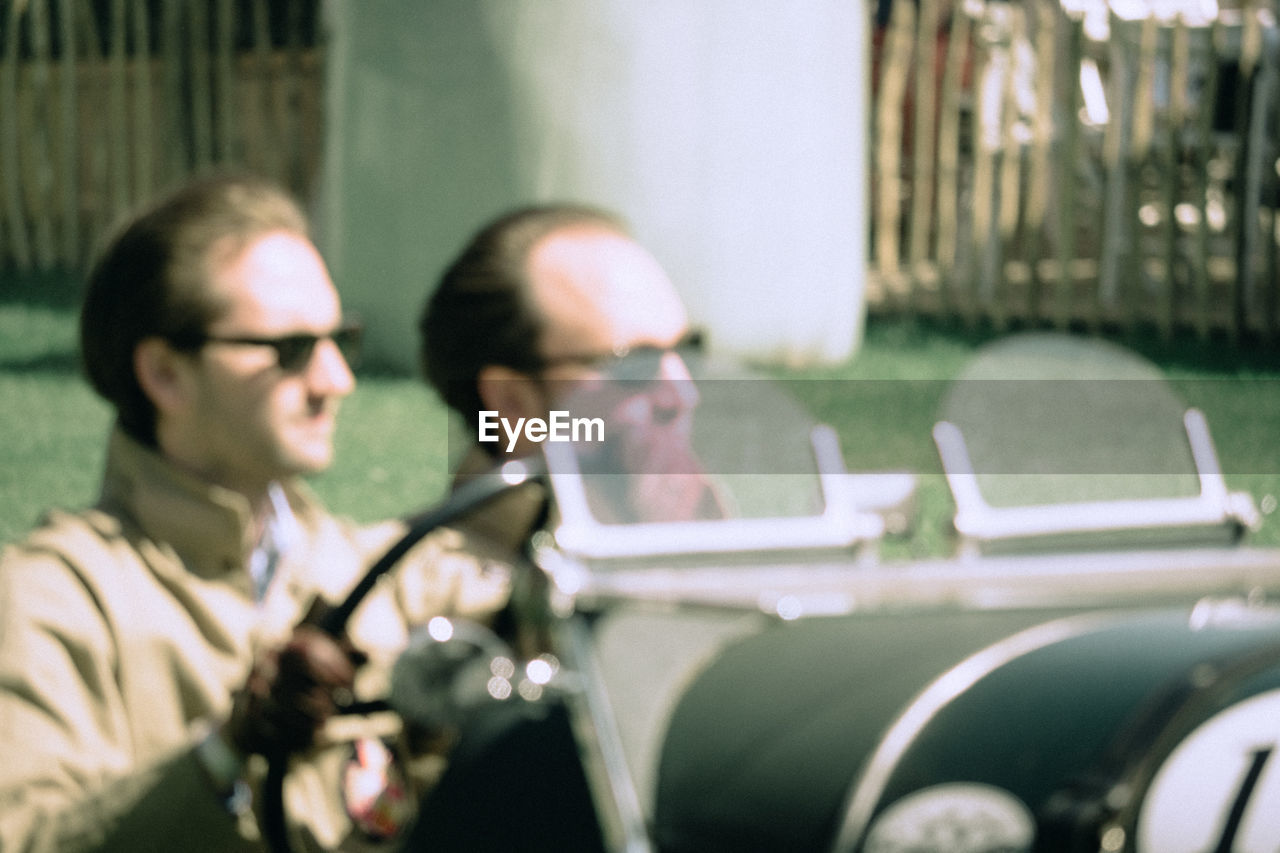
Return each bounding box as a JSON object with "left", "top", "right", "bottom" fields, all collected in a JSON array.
[
  {"left": 257, "top": 460, "right": 543, "bottom": 853},
  {"left": 226, "top": 621, "right": 367, "bottom": 758}
]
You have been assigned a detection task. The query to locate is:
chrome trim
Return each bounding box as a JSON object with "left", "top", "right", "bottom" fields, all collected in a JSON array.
[
  {"left": 829, "top": 612, "right": 1118, "bottom": 852},
  {"left": 545, "top": 426, "right": 884, "bottom": 562},
  {"left": 558, "top": 615, "right": 654, "bottom": 853},
  {"left": 933, "top": 408, "right": 1259, "bottom": 554}
]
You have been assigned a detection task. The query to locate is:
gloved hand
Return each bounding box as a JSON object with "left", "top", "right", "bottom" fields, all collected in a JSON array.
[{"left": 225, "top": 622, "right": 366, "bottom": 758}]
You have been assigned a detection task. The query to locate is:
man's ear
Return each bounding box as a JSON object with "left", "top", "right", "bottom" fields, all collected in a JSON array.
[
  {"left": 134, "top": 337, "right": 193, "bottom": 417},
  {"left": 476, "top": 365, "right": 546, "bottom": 422}
]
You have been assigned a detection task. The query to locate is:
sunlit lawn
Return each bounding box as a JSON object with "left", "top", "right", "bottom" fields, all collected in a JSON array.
[{"left": 2, "top": 271, "right": 1278, "bottom": 559}]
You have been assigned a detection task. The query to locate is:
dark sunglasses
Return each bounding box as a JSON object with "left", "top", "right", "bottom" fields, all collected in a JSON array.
[
  {"left": 533, "top": 328, "right": 705, "bottom": 381},
  {"left": 171, "top": 322, "right": 363, "bottom": 372}
]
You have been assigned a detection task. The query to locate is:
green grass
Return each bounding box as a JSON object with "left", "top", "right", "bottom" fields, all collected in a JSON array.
[{"left": 3, "top": 272, "right": 1278, "bottom": 560}]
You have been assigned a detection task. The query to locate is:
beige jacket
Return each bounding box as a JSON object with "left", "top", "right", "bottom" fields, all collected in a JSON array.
[{"left": 0, "top": 430, "right": 508, "bottom": 852}]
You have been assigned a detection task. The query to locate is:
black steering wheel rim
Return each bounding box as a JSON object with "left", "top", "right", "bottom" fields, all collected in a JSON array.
[{"left": 260, "top": 459, "right": 543, "bottom": 853}]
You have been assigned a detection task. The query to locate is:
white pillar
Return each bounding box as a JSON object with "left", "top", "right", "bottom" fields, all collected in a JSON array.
[{"left": 322, "top": 1, "right": 868, "bottom": 371}]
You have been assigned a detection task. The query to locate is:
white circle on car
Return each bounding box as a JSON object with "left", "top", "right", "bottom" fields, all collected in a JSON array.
[
  {"left": 864, "top": 782, "right": 1035, "bottom": 853},
  {"left": 1137, "top": 688, "right": 1280, "bottom": 853}
]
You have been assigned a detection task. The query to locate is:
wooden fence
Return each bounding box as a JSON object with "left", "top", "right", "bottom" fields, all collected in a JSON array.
[
  {"left": 3, "top": 0, "right": 1279, "bottom": 343},
  {"left": 0, "top": 0, "right": 322, "bottom": 272},
  {"left": 870, "top": 0, "right": 1280, "bottom": 340}
]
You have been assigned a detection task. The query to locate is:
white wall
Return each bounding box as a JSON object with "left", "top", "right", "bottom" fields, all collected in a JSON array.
[{"left": 321, "top": 0, "right": 868, "bottom": 372}]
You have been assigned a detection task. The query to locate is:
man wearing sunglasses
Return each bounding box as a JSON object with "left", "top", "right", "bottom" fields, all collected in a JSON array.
[
  {"left": 408, "top": 204, "right": 719, "bottom": 851},
  {"left": 0, "top": 175, "right": 500, "bottom": 851},
  {"left": 421, "top": 203, "right": 719, "bottom": 536}
]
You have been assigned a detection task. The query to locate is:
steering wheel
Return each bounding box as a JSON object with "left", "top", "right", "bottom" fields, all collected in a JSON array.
[{"left": 260, "top": 459, "right": 542, "bottom": 853}]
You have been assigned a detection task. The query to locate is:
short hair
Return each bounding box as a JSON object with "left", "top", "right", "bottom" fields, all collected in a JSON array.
[
  {"left": 80, "top": 173, "right": 309, "bottom": 445},
  {"left": 419, "top": 203, "right": 629, "bottom": 434}
]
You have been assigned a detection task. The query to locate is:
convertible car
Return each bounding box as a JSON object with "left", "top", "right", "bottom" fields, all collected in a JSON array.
[{"left": 292, "top": 333, "right": 1280, "bottom": 853}]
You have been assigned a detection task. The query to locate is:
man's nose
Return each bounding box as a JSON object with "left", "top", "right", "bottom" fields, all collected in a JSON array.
[
  {"left": 306, "top": 338, "right": 356, "bottom": 396},
  {"left": 650, "top": 351, "right": 699, "bottom": 411}
]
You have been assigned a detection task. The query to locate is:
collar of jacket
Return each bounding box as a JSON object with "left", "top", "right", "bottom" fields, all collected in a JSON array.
[
  {"left": 450, "top": 445, "right": 549, "bottom": 557},
  {"left": 96, "top": 427, "right": 320, "bottom": 583}
]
